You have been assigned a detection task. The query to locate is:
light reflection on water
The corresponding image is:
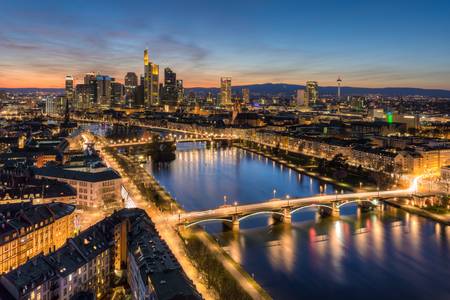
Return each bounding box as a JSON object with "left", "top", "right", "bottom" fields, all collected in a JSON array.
[{"left": 150, "top": 143, "right": 450, "bottom": 300}]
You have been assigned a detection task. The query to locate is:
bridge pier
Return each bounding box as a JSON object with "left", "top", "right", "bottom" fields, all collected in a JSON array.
[
  {"left": 282, "top": 208, "right": 291, "bottom": 224},
  {"left": 223, "top": 215, "right": 240, "bottom": 231},
  {"left": 271, "top": 208, "right": 291, "bottom": 224},
  {"left": 330, "top": 202, "right": 340, "bottom": 217}
]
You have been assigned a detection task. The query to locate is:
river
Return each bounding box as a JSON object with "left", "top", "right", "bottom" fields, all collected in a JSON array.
[{"left": 146, "top": 142, "right": 450, "bottom": 300}]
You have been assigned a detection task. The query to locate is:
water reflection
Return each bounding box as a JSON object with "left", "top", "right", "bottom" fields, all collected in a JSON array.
[{"left": 150, "top": 143, "right": 450, "bottom": 300}]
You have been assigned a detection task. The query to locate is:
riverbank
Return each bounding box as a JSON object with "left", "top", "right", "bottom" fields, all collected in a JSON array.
[
  {"left": 101, "top": 143, "right": 271, "bottom": 300},
  {"left": 235, "top": 142, "right": 450, "bottom": 226},
  {"left": 235, "top": 143, "right": 357, "bottom": 192},
  {"left": 384, "top": 199, "right": 450, "bottom": 226}
]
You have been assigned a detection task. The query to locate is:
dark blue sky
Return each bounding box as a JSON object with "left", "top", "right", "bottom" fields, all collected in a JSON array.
[{"left": 1, "top": 0, "right": 449, "bottom": 89}]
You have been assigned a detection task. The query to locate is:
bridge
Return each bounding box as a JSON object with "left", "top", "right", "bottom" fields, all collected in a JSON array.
[
  {"left": 169, "top": 181, "right": 419, "bottom": 231},
  {"left": 107, "top": 137, "right": 235, "bottom": 148}
]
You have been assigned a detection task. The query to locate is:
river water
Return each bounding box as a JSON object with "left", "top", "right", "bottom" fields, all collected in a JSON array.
[{"left": 147, "top": 143, "right": 449, "bottom": 299}]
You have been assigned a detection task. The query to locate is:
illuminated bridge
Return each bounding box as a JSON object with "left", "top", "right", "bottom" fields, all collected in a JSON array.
[
  {"left": 107, "top": 137, "right": 235, "bottom": 148},
  {"left": 169, "top": 187, "right": 417, "bottom": 231}
]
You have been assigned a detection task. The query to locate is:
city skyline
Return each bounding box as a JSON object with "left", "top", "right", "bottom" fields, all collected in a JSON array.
[{"left": 1, "top": 0, "right": 450, "bottom": 89}]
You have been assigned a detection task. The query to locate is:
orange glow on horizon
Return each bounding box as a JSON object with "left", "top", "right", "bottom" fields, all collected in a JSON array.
[{"left": 1, "top": 71, "right": 449, "bottom": 90}]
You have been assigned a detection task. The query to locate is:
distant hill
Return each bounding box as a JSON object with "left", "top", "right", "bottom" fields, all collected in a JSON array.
[
  {"left": 2, "top": 84, "right": 450, "bottom": 97},
  {"left": 186, "top": 83, "right": 450, "bottom": 98},
  {"left": 0, "top": 88, "right": 64, "bottom": 94}
]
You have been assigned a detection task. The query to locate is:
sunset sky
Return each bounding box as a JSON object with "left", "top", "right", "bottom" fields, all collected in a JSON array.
[{"left": 1, "top": 0, "right": 450, "bottom": 89}]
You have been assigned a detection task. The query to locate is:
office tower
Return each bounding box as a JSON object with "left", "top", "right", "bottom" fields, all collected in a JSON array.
[
  {"left": 164, "top": 67, "right": 176, "bottom": 86},
  {"left": 125, "top": 72, "right": 138, "bottom": 88},
  {"left": 83, "top": 72, "right": 96, "bottom": 84},
  {"left": 296, "top": 89, "right": 307, "bottom": 107},
  {"left": 161, "top": 67, "right": 178, "bottom": 105},
  {"left": 144, "top": 49, "right": 159, "bottom": 107},
  {"left": 220, "top": 77, "right": 232, "bottom": 105},
  {"left": 65, "top": 75, "right": 74, "bottom": 102},
  {"left": 242, "top": 88, "right": 250, "bottom": 104},
  {"left": 96, "top": 75, "right": 112, "bottom": 108},
  {"left": 124, "top": 72, "right": 138, "bottom": 107},
  {"left": 45, "top": 97, "right": 60, "bottom": 115},
  {"left": 144, "top": 49, "right": 150, "bottom": 105},
  {"left": 75, "top": 83, "right": 96, "bottom": 109},
  {"left": 176, "top": 79, "right": 184, "bottom": 103},
  {"left": 305, "top": 81, "right": 319, "bottom": 106},
  {"left": 111, "top": 82, "right": 124, "bottom": 105},
  {"left": 206, "top": 92, "right": 213, "bottom": 104},
  {"left": 337, "top": 76, "right": 342, "bottom": 100}
]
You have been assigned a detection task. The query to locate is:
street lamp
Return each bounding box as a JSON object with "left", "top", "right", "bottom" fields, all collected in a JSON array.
[
  {"left": 177, "top": 209, "right": 181, "bottom": 223},
  {"left": 359, "top": 182, "right": 362, "bottom": 190},
  {"left": 335, "top": 190, "right": 338, "bottom": 201},
  {"left": 234, "top": 201, "right": 238, "bottom": 213},
  {"left": 286, "top": 194, "right": 290, "bottom": 206},
  {"left": 273, "top": 189, "right": 277, "bottom": 199},
  {"left": 223, "top": 195, "right": 227, "bottom": 206}
]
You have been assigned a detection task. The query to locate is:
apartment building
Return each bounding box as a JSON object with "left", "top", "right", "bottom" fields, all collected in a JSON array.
[
  {"left": 34, "top": 166, "right": 121, "bottom": 210},
  {"left": 0, "top": 202, "right": 76, "bottom": 274}
]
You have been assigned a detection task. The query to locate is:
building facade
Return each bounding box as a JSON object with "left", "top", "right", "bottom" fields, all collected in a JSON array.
[
  {"left": 0, "top": 202, "right": 76, "bottom": 274},
  {"left": 34, "top": 166, "right": 122, "bottom": 211},
  {"left": 305, "top": 81, "right": 319, "bottom": 106},
  {"left": 144, "top": 49, "right": 159, "bottom": 107},
  {"left": 220, "top": 77, "right": 232, "bottom": 105},
  {"left": 0, "top": 209, "right": 200, "bottom": 300}
]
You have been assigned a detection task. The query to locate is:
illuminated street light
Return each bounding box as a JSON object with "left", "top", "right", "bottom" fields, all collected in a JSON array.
[
  {"left": 273, "top": 189, "right": 277, "bottom": 199},
  {"left": 223, "top": 195, "right": 227, "bottom": 206},
  {"left": 234, "top": 201, "right": 238, "bottom": 213}
]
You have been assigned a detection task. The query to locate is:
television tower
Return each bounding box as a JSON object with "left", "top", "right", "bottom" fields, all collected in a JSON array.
[{"left": 337, "top": 76, "right": 342, "bottom": 100}]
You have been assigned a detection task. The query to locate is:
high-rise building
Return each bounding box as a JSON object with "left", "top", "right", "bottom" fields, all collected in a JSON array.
[
  {"left": 96, "top": 75, "right": 112, "bottom": 108},
  {"left": 296, "top": 89, "right": 307, "bottom": 107},
  {"left": 65, "top": 75, "right": 74, "bottom": 102},
  {"left": 83, "top": 72, "right": 96, "bottom": 84},
  {"left": 160, "top": 68, "right": 178, "bottom": 106},
  {"left": 144, "top": 49, "right": 159, "bottom": 107},
  {"left": 75, "top": 72, "right": 98, "bottom": 109},
  {"left": 176, "top": 79, "right": 184, "bottom": 103},
  {"left": 164, "top": 67, "right": 176, "bottom": 86},
  {"left": 125, "top": 72, "right": 138, "bottom": 88},
  {"left": 75, "top": 83, "right": 96, "bottom": 109},
  {"left": 220, "top": 77, "right": 232, "bottom": 105},
  {"left": 242, "top": 88, "right": 250, "bottom": 104},
  {"left": 305, "top": 81, "right": 319, "bottom": 106},
  {"left": 337, "top": 77, "right": 342, "bottom": 100},
  {"left": 111, "top": 82, "right": 124, "bottom": 105},
  {"left": 124, "top": 72, "right": 138, "bottom": 107}
]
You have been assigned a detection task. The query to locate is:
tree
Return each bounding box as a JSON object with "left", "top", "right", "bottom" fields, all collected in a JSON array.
[{"left": 148, "top": 135, "right": 176, "bottom": 163}]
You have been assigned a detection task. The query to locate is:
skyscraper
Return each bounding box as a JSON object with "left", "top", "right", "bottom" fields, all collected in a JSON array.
[
  {"left": 125, "top": 72, "right": 138, "bottom": 88},
  {"left": 144, "top": 49, "right": 159, "bottom": 107},
  {"left": 161, "top": 68, "right": 178, "bottom": 106},
  {"left": 176, "top": 79, "right": 184, "bottom": 103},
  {"left": 124, "top": 72, "right": 138, "bottom": 107},
  {"left": 65, "top": 75, "right": 74, "bottom": 102},
  {"left": 220, "top": 77, "right": 232, "bottom": 105},
  {"left": 337, "top": 77, "right": 342, "bottom": 100},
  {"left": 242, "top": 88, "right": 250, "bottom": 104},
  {"left": 75, "top": 73, "right": 97, "bottom": 109},
  {"left": 296, "top": 89, "right": 307, "bottom": 107},
  {"left": 96, "top": 75, "right": 112, "bottom": 108},
  {"left": 84, "top": 72, "right": 96, "bottom": 84},
  {"left": 305, "top": 81, "right": 319, "bottom": 106}
]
